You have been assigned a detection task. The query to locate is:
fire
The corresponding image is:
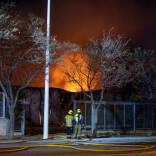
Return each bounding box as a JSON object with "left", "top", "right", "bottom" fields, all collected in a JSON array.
[
  {"left": 29, "top": 51, "right": 89, "bottom": 92},
  {"left": 9, "top": 51, "right": 95, "bottom": 92},
  {"left": 61, "top": 51, "right": 89, "bottom": 92},
  {"left": 64, "top": 82, "right": 81, "bottom": 92}
]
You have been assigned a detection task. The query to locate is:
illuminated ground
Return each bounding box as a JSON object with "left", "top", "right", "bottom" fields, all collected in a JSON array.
[
  {"left": 0, "top": 135, "right": 156, "bottom": 155},
  {"left": 1, "top": 146, "right": 156, "bottom": 156}
]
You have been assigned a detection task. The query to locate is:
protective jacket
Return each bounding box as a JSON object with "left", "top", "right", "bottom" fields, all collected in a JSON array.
[
  {"left": 65, "top": 114, "right": 74, "bottom": 127},
  {"left": 74, "top": 113, "right": 83, "bottom": 125}
]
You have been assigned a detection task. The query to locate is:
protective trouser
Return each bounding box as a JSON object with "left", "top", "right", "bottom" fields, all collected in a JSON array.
[
  {"left": 66, "top": 127, "right": 72, "bottom": 138},
  {"left": 74, "top": 124, "right": 81, "bottom": 138}
]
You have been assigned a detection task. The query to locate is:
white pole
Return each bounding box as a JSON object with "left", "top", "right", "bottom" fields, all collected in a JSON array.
[{"left": 43, "top": 0, "right": 51, "bottom": 139}]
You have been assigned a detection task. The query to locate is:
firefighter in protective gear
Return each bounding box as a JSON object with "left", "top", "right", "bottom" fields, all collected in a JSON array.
[
  {"left": 73, "top": 108, "right": 84, "bottom": 139},
  {"left": 64, "top": 110, "right": 74, "bottom": 139}
]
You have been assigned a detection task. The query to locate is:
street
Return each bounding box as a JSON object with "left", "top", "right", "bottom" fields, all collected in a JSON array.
[
  {"left": 1, "top": 146, "right": 156, "bottom": 156},
  {"left": 0, "top": 136, "right": 156, "bottom": 156}
]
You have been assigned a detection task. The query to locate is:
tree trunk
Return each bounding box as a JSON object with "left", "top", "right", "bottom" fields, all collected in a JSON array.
[
  {"left": 8, "top": 106, "right": 15, "bottom": 139},
  {"left": 93, "top": 108, "right": 98, "bottom": 138},
  {"left": 91, "top": 101, "right": 95, "bottom": 135}
]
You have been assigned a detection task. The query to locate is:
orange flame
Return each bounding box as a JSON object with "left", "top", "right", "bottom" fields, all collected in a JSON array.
[{"left": 29, "top": 52, "right": 88, "bottom": 92}]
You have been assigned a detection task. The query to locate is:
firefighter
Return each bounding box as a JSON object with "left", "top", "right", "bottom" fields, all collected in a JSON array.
[
  {"left": 73, "top": 108, "right": 84, "bottom": 139},
  {"left": 64, "top": 109, "right": 74, "bottom": 139}
]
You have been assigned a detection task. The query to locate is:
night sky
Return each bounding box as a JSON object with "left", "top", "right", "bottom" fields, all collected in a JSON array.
[
  {"left": 9, "top": 0, "right": 156, "bottom": 50},
  {"left": 1, "top": 0, "right": 156, "bottom": 90}
]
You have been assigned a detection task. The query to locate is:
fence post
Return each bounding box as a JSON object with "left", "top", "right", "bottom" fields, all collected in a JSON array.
[
  {"left": 152, "top": 104, "right": 154, "bottom": 129},
  {"left": 73, "top": 100, "right": 76, "bottom": 115},
  {"left": 21, "top": 105, "right": 25, "bottom": 136},
  {"left": 2, "top": 92, "right": 5, "bottom": 118},
  {"left": 123, "top": 104, "right": 126, "bottom": 129},
  {"left": 73, "top": 100, "right": 76, "bottom": 135},
  {"left": 133, "top": 103, "right": 136, "bottom": 132},
  {"left": 104, "top": 103, "right": 106, "bottom": 130},
  {"left": 91, "top": 103, "right": 95, "bottom": 134},
  {"left": 85, "top": 103, "right": 87, "bottom": 131},
  {"left": 143, "top": 105, "right": 146, "bottom": 129},
  {"left": 114, "top": 103, "right": 116, "bottom": 129}
]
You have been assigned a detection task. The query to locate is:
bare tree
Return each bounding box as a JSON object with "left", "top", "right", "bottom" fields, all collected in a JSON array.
[
  {"left": 85, "top": 31, "right": 132, "bottom": 135},
  {"left": 0, "top": 2, "right": 79, "bottom": 139},
  {"left": 127, "top": 47, "right": 156, "bottom": 101},
  {"left": 65, "top": 31, "right": 131, "bottom": 135},
  {"left": 0, "top": 2, "right": 19, "bottom": 40}
]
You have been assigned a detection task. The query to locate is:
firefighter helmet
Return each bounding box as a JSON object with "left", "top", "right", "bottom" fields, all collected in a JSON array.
[
  {"left": 77, "top": 108, "right": 81, "bottom": 113},
  {"left": 68, "top": 110, "right": 73, "bottom": 115}
]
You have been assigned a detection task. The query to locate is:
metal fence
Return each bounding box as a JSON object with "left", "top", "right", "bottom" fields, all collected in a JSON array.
[{"left": 73, "top": 100, "right": 156, "bottom": 132}]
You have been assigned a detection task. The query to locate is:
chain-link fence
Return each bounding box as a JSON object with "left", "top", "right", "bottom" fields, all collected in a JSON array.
[{"left": 73, "top": 100, "right": 156, "bottom": 132}]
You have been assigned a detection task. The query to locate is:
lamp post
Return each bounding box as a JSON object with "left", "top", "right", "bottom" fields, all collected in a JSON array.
[{"left": 43, "top": 0, "right": 51, "bottom": 139}]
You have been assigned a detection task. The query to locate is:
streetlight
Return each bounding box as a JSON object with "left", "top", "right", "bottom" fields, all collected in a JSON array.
[{"left": 43, "top": 0, "right": 51, "bottom": 139}]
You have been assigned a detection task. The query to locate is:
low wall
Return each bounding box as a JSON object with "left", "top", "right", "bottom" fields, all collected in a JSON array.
[{"left": 0, "top": 118, "right": 9, "bottom": 136}]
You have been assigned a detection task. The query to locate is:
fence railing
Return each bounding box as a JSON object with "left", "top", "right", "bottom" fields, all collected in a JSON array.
[{"left": 73, "top": 100, "right": 156, "bottom": 132}]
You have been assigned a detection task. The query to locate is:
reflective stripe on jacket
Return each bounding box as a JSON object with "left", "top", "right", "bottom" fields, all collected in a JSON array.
[
  {"left": 74, "top": 113, "right": 83, "bottom": 124},
  {"left": 65, "top": 115, "right": 73, "bottom": 127}
]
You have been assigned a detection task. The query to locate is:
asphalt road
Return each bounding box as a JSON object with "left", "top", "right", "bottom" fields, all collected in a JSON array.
[
  {"left": 1, "top": 148, "right": 156, "bottom": 156},
  {"left": 1, "top": 143, "right": 156, "bottom": 156},
  {"left": 1, "top": 136, "right": 156, "bottom": 156}
]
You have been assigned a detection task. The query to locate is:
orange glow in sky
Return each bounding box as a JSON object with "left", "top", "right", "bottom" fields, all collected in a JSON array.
[{"left": 29, "top": 52, "right": 87, "bottom": 92}]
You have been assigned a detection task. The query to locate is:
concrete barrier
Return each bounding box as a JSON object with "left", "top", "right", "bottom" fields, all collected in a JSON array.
[{"left": 0, "top": 118, "right": 9, "bottom": 136}]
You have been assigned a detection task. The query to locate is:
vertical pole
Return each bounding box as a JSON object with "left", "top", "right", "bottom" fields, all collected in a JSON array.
[
  {"left": 73, "top": 100, "right": 76, "bottom": 134},
  {"left": 21, "top": 103, "right": 25, "bottom": 136},
  {"left": 43, "top": 0, "right": 51, "bottom": 139},
  {"left": 2, "top": 92, "right": 5, "bottom": 118},
  {"left": 152, "top": 104, "right": 154, "bottom": 129},
  {"left": 113, "top": 104, "right": 116, "bottom": 129},
  {"left": 143, "top": 105, "right": 146, "bottom": 129},
  {"left": 73, "top": 101, "right": 76, "bottom": 116},
  {"left": 133, "top": 103, "right": 136, "bottom": 132},
  {"left": 85, "top": 103, "right": 86, "bottom": 131},
  {"left": 91, "top": 103, "right": 95, "bottom": 134},
  {"left": 123, "top": 104, "right": 126, "bottom": 129},
  {"left": 104, "top": 103, "right": 106, "bottom": 130}
]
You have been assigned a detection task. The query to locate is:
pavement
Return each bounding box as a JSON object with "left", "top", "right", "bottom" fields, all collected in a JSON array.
[
  {"left": 1, "top": 134, "right": 156, "bottom": 144},
  {"left": 0, "top": 134, "right": 156, "bottom": 155}
]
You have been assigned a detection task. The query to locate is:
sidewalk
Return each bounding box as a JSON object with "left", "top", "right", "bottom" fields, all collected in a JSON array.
[
  {"left": 0, "top": 134, "right": 156, "bottom": 144},
  {"left": 89, "top": 136, "right": 156, "bottom": 144}
]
